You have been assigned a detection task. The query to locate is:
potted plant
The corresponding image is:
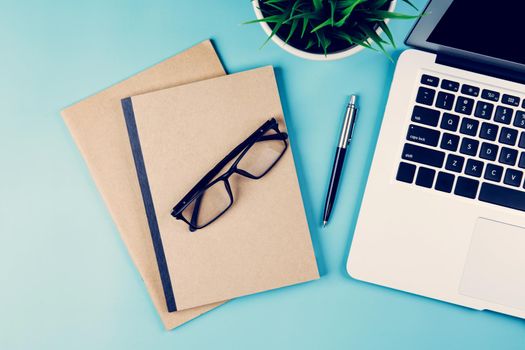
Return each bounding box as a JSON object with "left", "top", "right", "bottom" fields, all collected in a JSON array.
[{"left": 248, "top": 0, "right": 419, "bottom": 61}]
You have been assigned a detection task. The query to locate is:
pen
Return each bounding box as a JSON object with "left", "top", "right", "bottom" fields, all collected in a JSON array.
[{"left": 322, "top": 95, "right": 359, "bottom": 227}]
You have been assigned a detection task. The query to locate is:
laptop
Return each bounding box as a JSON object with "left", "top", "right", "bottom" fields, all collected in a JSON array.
[{"left": 347, "top": 0, "right": 525, "bottom": 318}]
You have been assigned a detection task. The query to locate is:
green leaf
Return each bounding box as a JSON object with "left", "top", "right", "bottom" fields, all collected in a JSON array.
[
  {"left": 283, "top": 11, "right": 318, "bottom": 24},
  {"left": 334, "top": 31, "right": 354, "bottom": 46},
  {"left": 264, "top": 2, "right": 286, "bottom": 12},
  {"left": 243, "top": 14, "right": 285, "bottom": 25},
  {"left": 329, "top": 0, "right": 336, "bottom": 26},
  {"left": 337, "top": 0, "right": 363, "bottom": 7},
  {"left": 378, "top": 21, "right": 395, "bottom": 48},
  {"left": 312, "top": 0, "right": 324, "bottom": 11},
  {"left": 301, "top": 17, "right": 309, "bottom": 38},
  {"left": 358, "top": 24, "right": 392, "bottom": 61},
  {"left": 360, "top": 24, "right": 387, "bottom": 45},
  {"left": 335, "top": 31, "right": 376, "bottom": 51},
  {"left": 260, "top": 17, "right": 285, "bottom": 48},
  {"left": 316, "top": 31, "right": 331, "bottom": 56},
  {"left": 305, "top": 37, "right": 316, "bottom": 50},
  {"left": 289, "top": 0, "right": 301, "bottom": 18},
  {"left": 311, "top": 18, "right": 332, "bottom": 33},
  {"left": 341, "top": 0, "right": 364, "bottom": 15},
  {"left": 334, "top": 0, "right": 365, "bottom": 27},
  {"left": 285, "top": 18, "right": 299, "bottom": 42},
  {"left": 366, "top": 10, "right": 421, "bottom": 20},
  {"left": 284, "top": 12, "right": 318, "bottom": 23}
]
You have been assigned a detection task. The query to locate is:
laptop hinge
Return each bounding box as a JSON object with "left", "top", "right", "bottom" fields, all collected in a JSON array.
[{"left": 435, "top": 53, "right": 525, "bottom": 86}]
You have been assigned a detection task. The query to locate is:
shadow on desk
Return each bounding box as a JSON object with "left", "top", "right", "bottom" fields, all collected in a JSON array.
[
  {"left": 339, "top": 49, "right": 400, "bottom": 279},
  {"left": 275, "top": 66, "right": 327, "bottom": 277}
]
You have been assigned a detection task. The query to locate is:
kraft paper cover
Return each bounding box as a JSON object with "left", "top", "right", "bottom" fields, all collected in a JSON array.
[{"left": 125, "top": 66, "right": 319, "bottom": 311}]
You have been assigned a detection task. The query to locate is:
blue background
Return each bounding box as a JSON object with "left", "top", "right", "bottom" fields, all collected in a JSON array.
[{"left": 1, "top": 0, "right": 524, "bottom": 349}]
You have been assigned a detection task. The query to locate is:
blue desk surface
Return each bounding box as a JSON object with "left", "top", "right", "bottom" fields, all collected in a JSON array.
[{"left": 1, "top": 0, "right": 524, "bottom": 349}]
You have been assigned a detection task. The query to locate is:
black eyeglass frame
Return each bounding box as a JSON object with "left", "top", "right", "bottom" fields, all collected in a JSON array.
[{"left": 171, "top": 118, "right": 288, "bottom": 231}]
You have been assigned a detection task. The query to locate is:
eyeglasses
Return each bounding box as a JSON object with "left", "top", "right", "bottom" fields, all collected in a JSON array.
[{"left": 171, "top": 118, "right": 289, "bottom": 232}]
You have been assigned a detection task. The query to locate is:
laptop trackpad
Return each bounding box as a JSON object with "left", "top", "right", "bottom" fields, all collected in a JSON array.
[{"left": 459, "top": 218, "right": 525, "bottom": 311}]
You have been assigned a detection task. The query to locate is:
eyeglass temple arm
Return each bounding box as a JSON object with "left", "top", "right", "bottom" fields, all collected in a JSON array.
[
  {"left": 258, "top": 133, "right": 288, "bottom": 141},
  {"left": 186, "top": 131, "right": 264, "bottom": 192},
  {"left": 190, "top": 130, "right": 287, "bottom": 191}
]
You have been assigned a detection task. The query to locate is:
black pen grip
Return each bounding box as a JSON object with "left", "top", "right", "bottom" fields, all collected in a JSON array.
[{"left": 323, "top": 147, "right": 347, "bottom": 223}]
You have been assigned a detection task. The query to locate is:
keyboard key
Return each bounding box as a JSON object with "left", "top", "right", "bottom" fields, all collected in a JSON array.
[
  {"left": 485, "top": 164, "right": 503, "bottom": 182},
  {"left": 474, "top": 101, "right": 494, "bottom": 120},
  {"left": 460, "top": 138, "right": 479, "bottom": 156},
  {"left": 519, "top": 153, "right": 525, "bottom": 168},
  {"left": 416, "top": 86, "right": 435, "bottom": 106},
  {"left": 440, "top": 133, "right": 460, "bottom": 151},
  {"left": 479, "top": 122, "right": 498, "bottom": 141},
  {"left": 522, "top": 99, "right": 525, "bottom": 109},
  {"left": 396, "top": 162, "right": 416, "bottom": 183},
  {"left": 513, "top": 111, "right": 525, "bottom": 129},
  {"left": 499, "top": 147, "right": 518, "bottom": 166},
  {"left": 499, "top": 127, "right": 518, "bottom": 145},
  {"left": 461, "top": 84, "right": 480, "bottom": 97},
  {"left": 494, "top": 106, "right": 513, "bottom": 124},
  {"left": 415, "top": 167, "right": 435, "bottom": 188},
  {"left": 455, "top": 96, "right": 474, "bottom": 115},
  {"left": 421, "top": 74, "right": 439, "bottom": 87},
  {"left": 441, "top": 79, "right": 459, "bottom": 92},
  {"left": 435, "top": 172, "right": 455, "bottom": 193},
  {"left": 519, "top": 132, "right": 525, "bottom": 148},
  {"left": 459, "top": 117, "right": 479, "bottom": 136},
  {"left": 481, "top": 89, "right": 500, "bottom": 101},
  {"left": 440, "top": 113, "right": 459, "bottom": 131},
  {"left": 454, "top": 176, "right": 479, "bottom": 199},
  {"left": 502, "top": 94, "right": 520, "bottom": 107},
  {"left": 402, "top": 143, "right": 445, "bottom": 168},
  {"left": 465, "top": 159, "right": 484, "bottom": 178},
  {"left": 479, "top": 182, "right": 525, "bottom": 211},
  {"left": 445, "top": 154, "right": 464, "bottom": 173},
  {"left": 435, "top": 91, "right": 455, "bottom": 111},
  {"left": 411, "top": 106, "right": 439, "bottom": 127},
  {"left": 504, "top": 169, "right": 523, "bottom": 187},
  {"left": 406, "top": 124, "right": 440, "bottom": 147},
  {"left": 479, "top": 142, "right": 499, "bottom": 161}
]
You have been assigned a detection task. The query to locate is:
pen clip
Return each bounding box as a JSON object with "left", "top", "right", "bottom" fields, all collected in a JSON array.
[{"left": 347, "top": 110, "right": 357, "bottom": 143}]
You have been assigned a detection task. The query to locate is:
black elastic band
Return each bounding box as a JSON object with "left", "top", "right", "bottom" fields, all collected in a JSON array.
[{"left": 121, "top": 97, "right": 177, "bottom": 312}]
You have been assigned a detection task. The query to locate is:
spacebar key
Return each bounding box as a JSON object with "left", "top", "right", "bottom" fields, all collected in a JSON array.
[
  {"left": 401, "top": 143, "right": 445, "bottom": 168},
  {"left": 479, "top": 183, "right": 525, "bottom": 211}
]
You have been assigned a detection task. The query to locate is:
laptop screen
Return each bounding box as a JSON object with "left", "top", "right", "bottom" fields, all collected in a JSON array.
[
  {"left": 405, "top": 0, "right": 525, "bottom": 72},
  {"left": 426, "top": 1, "right": 525, "bottom": 65}
]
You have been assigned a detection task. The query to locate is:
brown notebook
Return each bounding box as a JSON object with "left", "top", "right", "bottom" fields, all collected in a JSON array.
[
  {"left": 122, "top": 66, "right": 319, "bottom": 312},
  {"left": 61, "top": 40, "right": 226, "bottom": 330}
]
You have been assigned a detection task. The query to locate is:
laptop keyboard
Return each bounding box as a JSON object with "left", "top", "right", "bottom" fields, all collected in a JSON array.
[{"left": 396, "top": 73, "right": 525, "bottom": 212}]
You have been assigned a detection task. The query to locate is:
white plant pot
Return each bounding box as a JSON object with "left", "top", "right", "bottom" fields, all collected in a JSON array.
[{"left": 252, "top": 0, "right": 397, "bottom": 61}]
